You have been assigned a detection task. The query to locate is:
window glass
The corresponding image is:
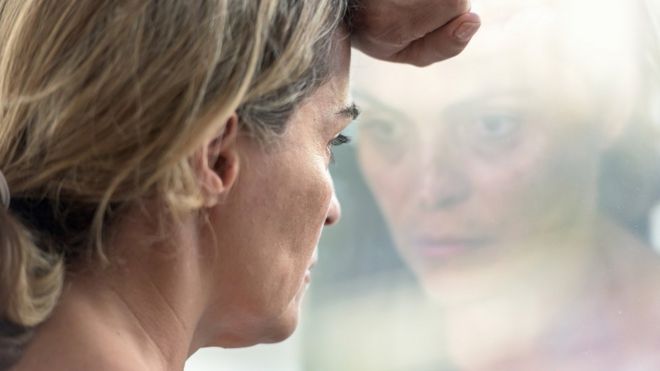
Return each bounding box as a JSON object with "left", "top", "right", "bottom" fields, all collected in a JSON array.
[{"left": 187, "top": 0, "right": 660, "bottom": 369}]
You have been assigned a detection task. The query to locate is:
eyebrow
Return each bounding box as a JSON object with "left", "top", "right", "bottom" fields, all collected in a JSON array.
[
  {"left": 336, "top": 103, "right": 361, "bottom": 121},
  {"left": 442, "top": 89, "right": 533, "bottom": 119},
  {"left": 354, "top": 91, "right": 408, "bottom": 122}
]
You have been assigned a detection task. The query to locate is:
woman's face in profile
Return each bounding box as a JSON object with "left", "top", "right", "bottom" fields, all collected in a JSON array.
[
  {"left": 200, "top": 33, "right": 353, "bottom": 346},
  {"left": 353, "top": 4, "right": 634, "bottom": 301}
]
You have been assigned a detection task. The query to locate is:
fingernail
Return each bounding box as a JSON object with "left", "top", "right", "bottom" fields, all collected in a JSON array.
[{"left": 454, "top": 22, "right": 480, "bottom": 42}]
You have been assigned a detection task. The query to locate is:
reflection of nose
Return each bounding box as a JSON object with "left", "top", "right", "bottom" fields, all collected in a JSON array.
[
  {"left": 325, "top": 192, "right": 341, "bottom": 226},
  {"left": 418, "top": 154, "right": 471, "bottom": 211}
]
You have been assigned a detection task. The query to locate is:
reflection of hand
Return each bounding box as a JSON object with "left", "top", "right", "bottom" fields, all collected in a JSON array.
[{"left": 350, "top": 0, "right": 481, "bottom": 66}]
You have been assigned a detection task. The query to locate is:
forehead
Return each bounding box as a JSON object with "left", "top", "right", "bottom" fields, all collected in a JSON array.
[
  {"left": 278, "top": 30, "right": 352, "bottom": 139},
  {"left": 326, "top": 30, "right": 351, "bottom": 102},
  {"left": 306, "top": 30, "right": 352, "bottom": 117}
]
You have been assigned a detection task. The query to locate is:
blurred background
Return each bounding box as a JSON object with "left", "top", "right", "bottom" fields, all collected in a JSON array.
[{"left": 187, "top": 0, "right": 660, "bottom": 369}]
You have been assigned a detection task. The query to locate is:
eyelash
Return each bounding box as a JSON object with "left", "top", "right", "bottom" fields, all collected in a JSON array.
[{"left": 329, "top": 134, "right": 351, "bottom": 164}]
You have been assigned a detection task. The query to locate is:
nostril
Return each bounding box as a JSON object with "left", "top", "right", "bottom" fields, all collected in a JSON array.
[
  {"left": 418, "top": 170, "right": 471, "bottom": 211},
  {"left": 324, "top": 194, "right": 341, "bottom": 226},
  {"left": 420, "top": 189, "right": 467, "bottom": 211}
]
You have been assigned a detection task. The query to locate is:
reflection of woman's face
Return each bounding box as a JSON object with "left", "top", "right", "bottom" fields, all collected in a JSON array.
[{"left": 353, "top": 8, "right": 625, "bottom": 300}]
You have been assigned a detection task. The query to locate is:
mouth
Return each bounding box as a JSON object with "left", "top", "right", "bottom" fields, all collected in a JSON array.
[
  {"left": 411, "top": 236, "right": 490, "bottom": 259},
  {"left": 304, "top": 266, "right": 315, "bottom": 284},
  {"left": 304, "top": 253, "right": 319, "bottom": 284}
]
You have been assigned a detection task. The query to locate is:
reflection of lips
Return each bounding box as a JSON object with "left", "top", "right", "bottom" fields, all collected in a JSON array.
[{"left": 412, "top": 237, "right": 489, "bottom": 259}]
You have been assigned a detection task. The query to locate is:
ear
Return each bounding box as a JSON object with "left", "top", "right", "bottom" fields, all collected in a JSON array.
[{"left": 193, "top": 114, "right": 240, "bottom": 208}]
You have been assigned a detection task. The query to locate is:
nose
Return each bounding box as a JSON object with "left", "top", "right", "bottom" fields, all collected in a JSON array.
[
  {"left": 419, "top": 172, "right": 470, "bottom": 210},
  {"left": 418, "top": 147, "right": 471, "bottom": 211},
  {"left": 325, "top": 192, "right": 341, "bottom": 226}
]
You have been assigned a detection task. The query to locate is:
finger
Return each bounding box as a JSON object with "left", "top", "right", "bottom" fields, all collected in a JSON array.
[
  {"left": 390, "top": 12, "right": 481, "bottom": 67},
  {"left": 401, "top": 0, "right": 473, "bottom": 43},
  {"left": 350, "top": 0, "right": 473, "bottom": 61}
]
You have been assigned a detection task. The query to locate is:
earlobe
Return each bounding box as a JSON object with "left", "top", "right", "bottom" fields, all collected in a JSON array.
[{"left": 194, "top": 114, "right": 240, "bottom": 207}]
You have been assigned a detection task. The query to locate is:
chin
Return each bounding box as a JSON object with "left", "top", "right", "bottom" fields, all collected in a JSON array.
[
  {"left": 210, "top": 288, "right": 306, "bottom": 348},
  {"left": 260, "top": 323, "right": 297, "bottom": 344},
  {"left": 209, "top": 314, "right": 299, "bottom": 349},
  {"left": 260, "top": 303, "right": 301, "bottom": 343},
  {"left": 240, "top": 302, "right": 302, "bottom": 346}
]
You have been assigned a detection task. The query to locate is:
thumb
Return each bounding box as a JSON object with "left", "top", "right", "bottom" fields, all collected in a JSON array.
[{"left": 391, "top": 12, "right": 481, "bottom": 67}]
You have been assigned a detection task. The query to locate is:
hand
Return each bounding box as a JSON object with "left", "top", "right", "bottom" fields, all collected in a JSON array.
[{"left": 350, "top": 0, "right": 481, "bottom": 66}]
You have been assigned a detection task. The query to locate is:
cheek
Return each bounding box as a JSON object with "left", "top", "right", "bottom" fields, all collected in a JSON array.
[
  {"left": 258, "top": 159, "right": 333, "bottom": 253},
  {"left": 358, "top": 144, "right": 421, "bottom": 224},
  {"left": 286, "top": 172, "right": 334, "bottom": 244},
  {"left": 470, "top": 132, "right": 601, "bottom": 237},
  {"left": 214, "top": 162, "right": 333, "bottom": 314},
  {"left": 259, "top": 153, "right": 338, "bottom": 292}
]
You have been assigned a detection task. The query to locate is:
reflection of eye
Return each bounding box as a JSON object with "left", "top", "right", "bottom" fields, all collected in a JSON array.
[
  {"left": 361, "top": 119, "right": 403, "bottom": 145},
  {"left": 458, "top": 112, "right": 524, "bottom": 156},
  {"left": 475, "top": 114, "right": 520, "bottom": 139},
  {"left": 359, "top": 117, "right": 411, "bottom": 163}
]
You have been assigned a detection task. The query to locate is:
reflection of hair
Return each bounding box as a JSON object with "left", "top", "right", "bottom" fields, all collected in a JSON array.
[
  {"left": 600, "top": 123, "right": 660, "bottom": 240},
  {"left": 0, "top": 0, "right": 346, "bottom": 367},
  {"left": 598, "top": 0, "right": 660, "bottom": 240}
]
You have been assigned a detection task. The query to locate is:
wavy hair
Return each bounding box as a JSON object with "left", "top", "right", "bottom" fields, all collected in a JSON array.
[{"left": 0, "top": 0, "right": 348, "bottom": 368}]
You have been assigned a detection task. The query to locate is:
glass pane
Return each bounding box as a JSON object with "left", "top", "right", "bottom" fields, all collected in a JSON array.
[{"left": 187, "top": 0, "right": 660, "bottom": 369}]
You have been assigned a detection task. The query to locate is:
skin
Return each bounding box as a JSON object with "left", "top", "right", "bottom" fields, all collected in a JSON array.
[
  {"left": 14, "top": 31, "right": 353, "bottom": 371},
  {"left": 351, "top": 0, "right": 481, "bottom": 66},
  {"left": 353, "top": 2, "right": 660, "bottom": 369}
]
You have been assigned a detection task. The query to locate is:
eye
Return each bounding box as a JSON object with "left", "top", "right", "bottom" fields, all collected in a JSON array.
[
  {"left": 474, "top": 114, "right": 520, "bottom": 139},
  {"left": 329, "top": 133, "right": 351, "bottom": 164},
  {"left": 457, "top": 111, "right": 524, "bottom": 157},
  {"left": 361, "top": 119, "right": 403, "bottom": 145}
]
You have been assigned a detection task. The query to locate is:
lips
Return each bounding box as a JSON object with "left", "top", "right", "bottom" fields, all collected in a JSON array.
[
  {"left": 304, "top": 251, "right": 319, "bottom": 284},
  {"left": 304, "top": 265, "right": 315, "bottom": 284},
  {"left": 309, "top": 253, "right": 318, "bottom": 269},
  {"left": 308, "top": 251, "right": 318, "bottom": 271}
]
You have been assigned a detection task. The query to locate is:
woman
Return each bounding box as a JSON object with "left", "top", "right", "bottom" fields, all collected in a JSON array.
[
  {"left": 0, "top": 0, "right": 362, "bottom": 369},
  {"left": 349, "top": 0, "right": 660, "bottom": 369},
  {"left": 0, "top": 0, "right": 482, "bottom": 369}
]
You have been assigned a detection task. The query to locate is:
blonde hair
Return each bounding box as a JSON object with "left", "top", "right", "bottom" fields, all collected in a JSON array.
[{"left": 0, "top": 0, "right": 347, "bottom": 367}]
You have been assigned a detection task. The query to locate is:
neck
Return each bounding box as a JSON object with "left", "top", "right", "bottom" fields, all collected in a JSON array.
[{"left": 17, "top": 212, "right": 212, "bottom": 371}]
